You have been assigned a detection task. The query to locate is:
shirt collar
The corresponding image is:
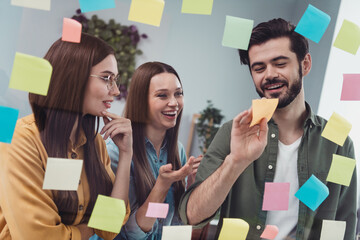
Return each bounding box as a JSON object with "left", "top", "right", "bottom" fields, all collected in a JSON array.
[{"left": 145, "top": 137, "right": 167, "bottom": 150}]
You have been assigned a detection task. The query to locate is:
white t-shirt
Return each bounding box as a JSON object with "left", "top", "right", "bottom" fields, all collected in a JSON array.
[{"left": 265, "top": 137, "right": 301, "bottom": 240}]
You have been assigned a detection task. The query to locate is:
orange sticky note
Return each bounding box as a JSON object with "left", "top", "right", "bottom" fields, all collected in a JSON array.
[
  {"left": 62, "top": 18, "right": 82, "bottom": 43},
  {"left": 321, "top": 112, "right": 352, "bottom": 146},
  {"left": 250, "top": 98, "right": 278, "bottom": 127},
  {"left": 260, "top": 225, "right": 279, "bottom": 239}
]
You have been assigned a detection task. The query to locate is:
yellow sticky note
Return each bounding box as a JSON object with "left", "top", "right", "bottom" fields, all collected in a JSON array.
[
  {"left": 88, "top": 195, "right": 126, "bottom": 233},
  {"left": 218, "top": 218, "right": 249, "bottom": 240},
  {"left": 250, "top": 98, "right": 278, "bottom": 127},
  {"left": 11, "top": 0, "right": 51, "bottom": 11},
  {"left": 9, "top": 52, "right": 52, "bottom": 96},
  {"left": 128, "top": 0, "right": 165, "bottom": 27},
  {"left": 181, "top": 0, "right": 214, "bottom": 15},
  {"left": 326, "top": 154, "right": 356, "bottom": 186},
  {"left": 321, "top": 112, "right": 352, "bottom": 146},
  {"left": 333, "top": 19, "right": 360, "bottom": 55},
  {"left": 62, "top": 18, "right": 82, "bottom": 43}
]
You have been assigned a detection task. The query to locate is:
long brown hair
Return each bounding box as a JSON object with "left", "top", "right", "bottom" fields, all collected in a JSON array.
[
  {"left": 29, "top": 33, "right": 114, "bottom": 224},
  {"left": 124, "top": 62, "right": 184, "bottom": 209}
]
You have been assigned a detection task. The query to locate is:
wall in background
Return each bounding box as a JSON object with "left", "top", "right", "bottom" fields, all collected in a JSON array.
[{"left": 0, "top": 0, "right": 340, "bottom": 157}]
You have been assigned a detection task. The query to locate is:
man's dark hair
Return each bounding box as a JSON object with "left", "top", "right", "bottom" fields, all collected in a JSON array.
[{"left": 239, "top": 18, "right": 309, "bottom": 66}]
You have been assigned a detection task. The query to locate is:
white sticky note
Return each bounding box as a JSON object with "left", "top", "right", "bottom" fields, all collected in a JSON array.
[
  {"left": 320, "top": 220, "right": 346, "bottom": 240},
  {"left": 43, "top": 158, "right": 83, "bottom": 191},
  {"left": 11, "top": 0, "right": 51, "bottom": 11},
  {"left": 161, "top": 225, "right": 192, "bottom": 240}
]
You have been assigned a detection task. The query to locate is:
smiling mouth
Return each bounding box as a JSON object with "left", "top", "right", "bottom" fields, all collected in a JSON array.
[
  {"left": 103, "top": 101, "right": 112, "bottom": 108},
  {"left": 162, "top": 111, "right": 177, "bottom": 117},
  {"left": 265, "top": 83, "right": 285, "bottom": 90}
]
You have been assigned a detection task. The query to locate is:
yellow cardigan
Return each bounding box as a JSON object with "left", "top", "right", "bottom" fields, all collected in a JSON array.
[{"left": 0, "top": 114, "right": 130, "bottom": 240}]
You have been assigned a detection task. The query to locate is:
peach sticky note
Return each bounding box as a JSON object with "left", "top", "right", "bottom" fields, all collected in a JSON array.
[
  {"left": 320, "top": 220, "right": 346, "bottom": 240},
  {"left": 11, "top": 0, "right": 50, "bottom": 11},
  {"left": 62, "top": 18, "right": 82, "bottom": 43},
  {"left": 341, "top": 74, "right": 360, "bottom": 101},
  {"left": 145, "top": 202, "right": 169, "bottom": 218},
  {"left": 9, "top": 52, "right": 52, "bottom": 96},
  {"left": 43, "top": 158, "right": 83, "bottom": 191},
  {"left": 181, "top": 0, "right": 214, "bottom": 15},
  {"left": 128, "top": 0, "right": 165, "bottom": 27},
  {"left": 333, "top": 19, "right": 360, "bottom": 55},
  {"left": 88, "top": 195, "right": 126, "bottom": 233},
  {"left": 222, "top": 16, "right": 254, "bottom": 50},
  {"left": 326, "top": 154, "right": 356, "bottom": 186},
  {"left": 321, "top": 112, "right": 352, "bottom": 146},
  {"left": 262, "top": 182, "right": 290, "bottom": 211},
  {"left": 161, "top": 225, "right": 192, "bottom": 240},
  {"left": 250, "top": 98, "right": 278, "bottom": 127},
  {"left": 260, "top": 225, "right": 279, "bottom": 239},
  {"left": 218, "top": 218, "right": 249, "bottom": 240}
]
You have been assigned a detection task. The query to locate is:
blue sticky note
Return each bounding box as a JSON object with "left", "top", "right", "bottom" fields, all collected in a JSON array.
[
  {"left": 295, "top": 175, "right": 329, "bottom": 211},
  {"left": 0, "top": 106, "right": 19, "bottom": 144},
  {"left": 295, "top": 4, "right": 331, "bottom": 43},
  {"left": 79, "top": 0, "right": 115, "bottom": 13}
]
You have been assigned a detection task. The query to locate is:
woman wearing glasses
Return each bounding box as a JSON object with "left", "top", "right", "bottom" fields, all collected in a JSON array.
[
  {"left": 0, "top": 33, "right": 132, "bottom": 240},
  {"left": 98, "top": 62, "right": 202, "bottom": 240}
]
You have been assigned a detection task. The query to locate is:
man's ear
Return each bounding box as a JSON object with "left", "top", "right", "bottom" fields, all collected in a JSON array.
[{"left": 301, "top": 53, "right": 312, "bottom": 77}]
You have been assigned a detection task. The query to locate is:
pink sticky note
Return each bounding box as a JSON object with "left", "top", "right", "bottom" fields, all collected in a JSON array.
[
  {"left": 62, "top": 18, "right": 82, "bottom": 43},
  {"left": 262, "top": 182, "right": 290, "bottom": 211},
  {"left": 260, "top": 225, "right": 279, "bottom": 239},
  {"left": 341, "top": 74, "right": 360, "bottom": 101},
  {"left": 145, "top": 202, "right": 169, "bottom": 218}
]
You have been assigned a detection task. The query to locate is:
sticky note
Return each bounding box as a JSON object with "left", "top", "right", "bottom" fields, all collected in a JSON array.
[
  {"left": 43, "top": 158, "right": 83, "bottom": 191},
  {"left": 295, "top": 175, "right": 329, "bottom": 211},
  {"left": 333, "top": 19, "right": 360, "bottom": 55},
  {"left": 218, "top": 218, "right": 249, "bottom": 240},
  {"left": 79, "top": 0, "right": 115, "bottom": 13},
  {"left": 320, "top": 220, "right": 346, "bottom": 240},
  {"left": 222, "top": 16, "right": 254, "bottom": 50},
  {"left": 262, "top": 182, "right": 290, "bottom": 211},
  {"left": 11, "top": 0, "right": 50, "bottom": 11},
  {"left": 62, "top": 18, "right": 82, "bottom": 43},
  {"left": 0, "top": 106, "right": 19, "bottom": 144},
  {"left": 88, "top": 195, "right": 126, "bottom": 233},
  {"left": 294, "top": 4, "right": 331, "bottom": 43},
  {"left": 341, "top": 74, "right": 360, "bottom": 101},
  {"left": 326, "top": 154, "right": 356, "bottom": 186},
  {"left": 9, "top": 52, "right": 52, "bottom": 96},
  {"left": 161, "top": 225, "right": 192, "bottom": 240},
  {"left": 321, "top": 112, "right": 352, "bottom": 146},
  {"left": 250, "top": 98, "right": 278, "bottom": 127},
  {"left": 181, "top": 0, "right": 214, "bottom": 15},
  {"left": 128, "top": 0, "right": 165, "bottom": 27},
  {"left": 260, "top": 225, "right": 279, "bottom": 240},
  {"left": 145, "top": 202, "right": 169, "bottom": 218}
]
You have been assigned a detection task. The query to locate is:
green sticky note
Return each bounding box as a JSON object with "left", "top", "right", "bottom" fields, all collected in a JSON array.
[
  {"left": 218, "top": 218, "right": 249, "bottom": 240},
  {"left": 9, "top": 52, "right": 52, "bottom": 96},
  {"left": 333, "top": 19, "right": 360, "bottom": 55},
  {"left": 321, "top": 112, "right": 352, "bottom": 146},
  {"left": 181, "top": 0, "right": 214, "bottom": 15},
  {"left": 88, "top": 195, "right": 126, "bottom": 233},
  {"left": 326, "top": 154, "right": 356, "bottom": 186},
  {"left": 222, "top": 16, "right": 254, "bottom": 50},
  {"left": 128, "top": 0, "right": 165, "bottom": 27}
]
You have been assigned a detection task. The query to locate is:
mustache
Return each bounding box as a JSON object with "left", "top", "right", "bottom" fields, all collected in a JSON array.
[{"left": 261, "top": 78, "right": 288, "bottom": 89}]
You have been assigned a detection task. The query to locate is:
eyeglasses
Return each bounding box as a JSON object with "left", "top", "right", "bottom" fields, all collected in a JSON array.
[{"left": 90, "top": 74, "right": 120, "bottom": 91}]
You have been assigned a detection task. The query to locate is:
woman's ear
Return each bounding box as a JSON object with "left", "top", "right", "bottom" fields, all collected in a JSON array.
[{"left": 302, "top": 53, "right": 312, "bottom": 77}]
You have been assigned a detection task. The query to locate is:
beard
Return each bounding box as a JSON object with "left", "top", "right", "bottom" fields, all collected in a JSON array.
[{"left": 256, "top": 64, "right": 303, "bottom": 109}]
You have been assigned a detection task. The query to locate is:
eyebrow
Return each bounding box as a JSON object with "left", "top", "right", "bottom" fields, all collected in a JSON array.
[
  {"left": 100, "top": 70, "right": 117, "bottom": 75},
  {"left": 154, "top": 87, "right": 182, "bottom": 93},
  {"left": 250, "top": 56, "right": 290, "bottom": 69}
]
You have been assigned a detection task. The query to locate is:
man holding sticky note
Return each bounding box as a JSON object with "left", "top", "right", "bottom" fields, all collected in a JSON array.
[{"left": 179, "top": 18, "right": 356, "bottom": 240}]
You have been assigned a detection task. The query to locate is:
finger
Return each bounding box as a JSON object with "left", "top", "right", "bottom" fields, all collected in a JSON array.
[
  {"left": 187, "top": 156, "right": 195, "bottom": 163},
  {"left": 100, "top": 117, "right": 110, "bottom": 134},
  {"left": 102, "top": 111, "right": 122, "bottom": 120},
  {"left": 192, "top": 162, "right": 201, "bottom": 169},
  {"left": 104, "top": 124, "right": 132, "bottom": 140},
  {"left": 101, "top": 119, "right": 130, "bottom": 135},
  {"left": 239, "top": 109, "right": 253, "bottom": 125},
  {"left": 233, "top": 110, "right": 249, "bottom": 129},
  {"left": 258, "top": 118, "right": 268, "bottom": 143},
  {"left": 159, "top": 164, "right": 173, "bottom": 174}
]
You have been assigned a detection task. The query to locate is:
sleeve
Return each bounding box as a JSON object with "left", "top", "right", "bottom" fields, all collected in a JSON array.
[
  {"left": 178, "top": 121, "right": 232, "bottom": 228},
  {"left": 0, "top": 126, "right": 81, "bottom": 240},
  {"left": 335, "top": 137, "right": 357, "bottom": 240}
]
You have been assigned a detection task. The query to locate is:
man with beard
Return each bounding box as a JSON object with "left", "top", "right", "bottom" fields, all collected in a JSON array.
[{"left": 179, "top": 18, "right": 356, "bottom": 239}]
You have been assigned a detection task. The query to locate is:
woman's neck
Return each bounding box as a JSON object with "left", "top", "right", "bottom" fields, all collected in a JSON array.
[{"left": 145, "top": 126, "right": 166, "bottom": 157}]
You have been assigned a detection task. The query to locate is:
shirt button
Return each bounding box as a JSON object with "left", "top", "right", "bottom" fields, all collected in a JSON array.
[
  {"left": 271, "top": 133, "right": 276, "bottom": 138},
  {"left": 155, "top": 159, "right": 158, "bottom": 163},
  {"left": 160, "top": 159, "right": 163, "bottom": 163},
  {"left": 256, "top": 225, "right": 261, "bottom": 230},
  {"left": 71, "top": 152, "right": 77, "bottom": 159},
  {"left": 268, "top": 165, "right": 273, "bottom": 170},
  {"left": 79, "top": 205, "right": 84, "bottom": 211}
]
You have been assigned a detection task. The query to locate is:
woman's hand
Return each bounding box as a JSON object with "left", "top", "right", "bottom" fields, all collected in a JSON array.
[
  {"left": 100, "top": 111, "right": 133, "bottom": 155},
  {"left": 186, "top": 154, "right": 203, "bottom": 187},
  {"left": 76, "top": 223, "right": 94, "bottom": 240}
]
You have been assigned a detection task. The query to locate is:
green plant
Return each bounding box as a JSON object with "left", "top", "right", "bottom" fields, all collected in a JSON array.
[
  {"left": 196, "top": 100, "right": 224, "bottom": 154},
  {"left": 72, "top": 9, "right": 147, "bottom": 100}
]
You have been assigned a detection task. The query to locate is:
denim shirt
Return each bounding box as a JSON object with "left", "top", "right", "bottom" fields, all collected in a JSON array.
[{"left": 93, "top": 138, "right": 187, "bottom": 240}]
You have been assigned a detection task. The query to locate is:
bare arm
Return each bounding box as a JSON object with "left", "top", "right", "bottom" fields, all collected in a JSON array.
[{"left": 187, "top": 110, "right": 268, "bottom": 225}]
